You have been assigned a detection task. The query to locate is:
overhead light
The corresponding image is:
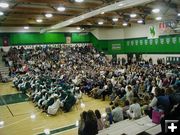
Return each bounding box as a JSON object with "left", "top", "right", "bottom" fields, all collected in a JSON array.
[
  {"left": 123, "top": 22, "right": 128, "bottom": 26},
  {"left": 45, "top": 13, "right": 53, "bottom": 18},
  {"left": 112, "top": 18, "right": 118, "bottom": 22},
  {"left": 76, "top": 26, "right": 81, "bottom": 30},
  {"left": 69, "top": 20, "right": 74, "bottom": 23},
  {"left": 98, "top": 21, "right": 104, "bottom": 25},
  {"left": 137, "top": 20, "right": 143, "bottom": 24},
  {"left": 57, "top": 6, "right": 66, "bottom": 12},
  {"left": 0, "top": 2, "right": 9, "bottom": 8},
  {"left": 118, "top": 3, "right": 124, "bottom": 7},
  {"left": 24, "top": 26, "right": 29, "bottom": 30},
  {"left": 101, "top": 12, "right": 104, "bottom": 15},
  {"left": 156, "top": 16, "right": 162, "bottom": 21},
  {"left": 0, "top": 11, "right": 4, "bottom": 16},
  {"left": 36, "top": 19, "right": 43, "bottom": 23},
  {"left": 130, "top": 13, "right": 137, "bottom": 18},
  {"left": 152, "top": 8, "right": 160, "bottom": 13},
  {"left": 178, "top": 13, "right": 180, "bottom": 16},
  {"left": 75, "top": 0, "right": 84, "bottom": 2}
]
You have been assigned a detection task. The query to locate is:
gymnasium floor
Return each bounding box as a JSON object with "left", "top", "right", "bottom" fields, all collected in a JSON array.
[{"left": 0, "top": 82, "right": 109, "bottom": 135}]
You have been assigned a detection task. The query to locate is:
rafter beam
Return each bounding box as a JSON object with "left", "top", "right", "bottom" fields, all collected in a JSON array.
[{"left": 41, "top": 0, "right": 155, "bottom": 33}]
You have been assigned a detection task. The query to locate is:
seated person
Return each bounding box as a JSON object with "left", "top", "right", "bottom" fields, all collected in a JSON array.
[
  {"left": 94, "top": 109, "right": 105, "bottom": 131},
  {"left": 122, "top": 85, "right": 134, "bottom": 104},
  {"left": 112, "top": 102, "right": 124, "bottom": 123},
  {"left": 47, "top": 94, "right": 61, "bottom": 115},
  {"left": 127, "top": 98, "right": 142, "bottom": 119},
  {"left": 122, "top": 100, "right": 130, "bottom": 119},
  {"left": 105, "top": 107, "right": 113, "bottom": 127},
  {"left": 63, "top": 91, "right": 76, "bottom": 112}
]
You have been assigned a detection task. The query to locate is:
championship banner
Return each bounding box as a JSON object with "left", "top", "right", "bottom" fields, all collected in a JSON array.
[
  {"left": 112, "top": 44, "right": 121, "bottom": 50},
  {"left": 159, "top": 21, "right": 174, "bottom": 34},
  {"left": 66, "top": 36, "right": 71, "bottom": 44},
  {"left": 148, "top": 25, "right": 159, "bottom": 39}
]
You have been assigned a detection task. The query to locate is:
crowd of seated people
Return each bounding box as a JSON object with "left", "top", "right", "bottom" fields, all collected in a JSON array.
[
  {"left": 11, "top": 45, "right": 110, "bottom": 114},
  {"left": 2, "top": 47, "right": 29, "bottom": 77},
  {"left": 4, "top": 44, "right": 180, "bottom": 134}
]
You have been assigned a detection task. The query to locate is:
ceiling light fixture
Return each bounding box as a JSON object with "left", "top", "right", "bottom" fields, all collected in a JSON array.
[
  {"left": 24, "top": 26, "right": 29, "bottom": 30},
  {"left": 98, "top": 21, "right": 104, "bottom": 25},
  {"left": 178, "top": 13, "right": 180, "bottom": 16},
  {"left": 130, "top": 13, "right": 137, "bottom": 18},
  {"left": 0, "top": 2, "right": 9, "bottom": 8},
  {"left": 45, "top": 13, "right": 53, "bottom": 18},
  {"left": 0, "top": 11, "right": 4, "bottom": 16},
  {"left": 137, "top": 20, "right": 143, "bottom": 24},
  {"left": 36, "top": 19, "right": 43, "bottom": 23},
  {"left": 155, "top": 16, "right": 162, "bottom": 21},
  {"left": 76, "top": 27, "right": 81, "bottom": 30},
  {"left": 118, "top": 3, "right": 124, "bottom": 7},
  {"left": 75, "top": 0, "right": 84, "bottom": 2},
  {"left": 101, "top": 12, "right": 104, "bottom": 15},
  {"left": 122, "top": 22, "right": 128, "bottom": 26},
  {"left": 112, "top": 18, "right": 118, "bottom": 22},
  {"left": 69, "top": 20, "right": 74, "bottom": 23},
  {"left": 152, "top": 8, "right": 160, "bottom": 13},
  {"left": 57, "top": 6, "right": 66, "bottom": 12}
]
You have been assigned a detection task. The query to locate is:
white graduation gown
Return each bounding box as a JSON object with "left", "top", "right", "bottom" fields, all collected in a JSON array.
[{"left": 47, "top": 99, "right": 61, "bottom": 115}]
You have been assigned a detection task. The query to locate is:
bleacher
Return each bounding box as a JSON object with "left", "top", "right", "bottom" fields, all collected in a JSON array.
[
  {"left": 98, "top": 116, "right": 161, "bottom": 135},
  {"left": 0, "top": 67, "right": 9, "bottom": 76},
  {"left": 0, "top": 51, "right": 10, "bottom": 81}
]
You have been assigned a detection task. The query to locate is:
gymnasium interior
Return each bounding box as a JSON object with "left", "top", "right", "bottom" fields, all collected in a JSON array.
[{"left": 0, "top": 0, "right": 180, "bottom": 135}]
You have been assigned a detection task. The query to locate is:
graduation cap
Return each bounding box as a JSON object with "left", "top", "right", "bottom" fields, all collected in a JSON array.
[
  {"left": 42, "top": 89, "right": 46, "bottom": 92},
  {"left": 48, "top": 90, "right": 53, "bottom": 94},
  {"left": 53, "top": 94, "right": 59, "bottom": 98},
  {"left": 58, "top": 87, "right": 62, "bottom": 90}
]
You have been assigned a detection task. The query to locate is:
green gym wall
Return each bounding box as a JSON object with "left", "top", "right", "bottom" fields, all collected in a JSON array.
[{"left": 0, "top": 32, "right": 179, "bottom": 54}]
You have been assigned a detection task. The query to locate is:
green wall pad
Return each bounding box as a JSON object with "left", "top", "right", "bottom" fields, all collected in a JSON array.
[
  {"left": 90, "top": 33, "right": 180, "bottom": 54},
  {"left": 0, "top": 32, "right": 179, "bottom": 54},
  {"left": 10, "top": 33, "right": 66, "bottom": 45}
]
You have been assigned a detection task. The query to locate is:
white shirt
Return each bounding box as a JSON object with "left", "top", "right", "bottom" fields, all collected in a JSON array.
[
  {"left": 149, "top": 97, "right": 157, "bottom": 108},
  {"left": 129, "top": 103, "right": 142, "bottom": 119}
]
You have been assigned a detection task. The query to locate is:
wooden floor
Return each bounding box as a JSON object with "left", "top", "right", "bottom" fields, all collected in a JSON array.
[{"left": 0, "top": 82, "right": 110, "bottom": 135}]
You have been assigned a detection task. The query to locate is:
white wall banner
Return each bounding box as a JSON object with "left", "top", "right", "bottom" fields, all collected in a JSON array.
[{"left": 148, "top": 25, "right": 159, "bottom": 39}]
